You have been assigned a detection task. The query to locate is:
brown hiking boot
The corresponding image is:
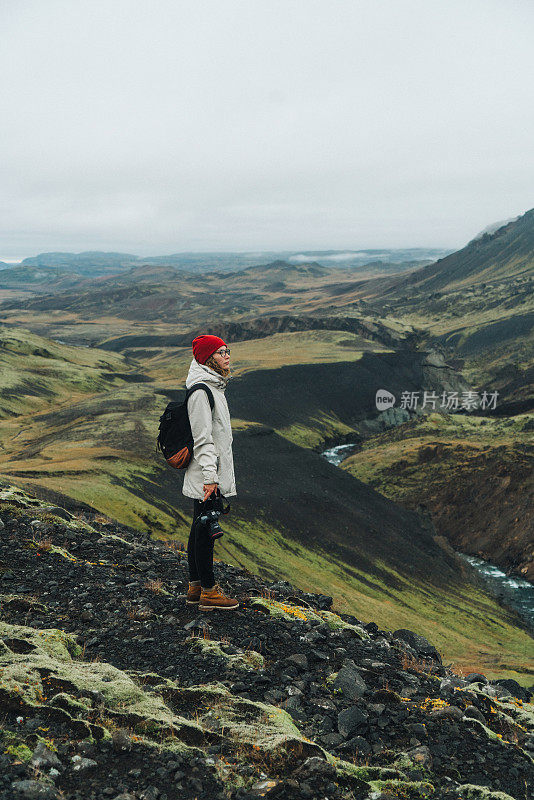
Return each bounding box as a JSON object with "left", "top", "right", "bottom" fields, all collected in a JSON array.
[
  {"left": 186, "top": 581, "right": 201, "bottom": 604},
  {"left": 198, "top": 583, "right": 239, "bottom": 611}
]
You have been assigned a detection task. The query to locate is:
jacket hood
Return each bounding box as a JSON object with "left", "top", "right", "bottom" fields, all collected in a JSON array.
[{"left": 185, "top": 358, "right": 232, "bottom": 391}]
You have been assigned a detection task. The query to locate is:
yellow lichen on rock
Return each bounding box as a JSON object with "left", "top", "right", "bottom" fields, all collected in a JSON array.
[{"left": 249, "top": 597, "right": 369, "bottom": 639}]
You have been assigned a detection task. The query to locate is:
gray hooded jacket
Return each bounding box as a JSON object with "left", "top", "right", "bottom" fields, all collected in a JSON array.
[{"left": 182, "top": 358, "right": 236, "bottom": 500}]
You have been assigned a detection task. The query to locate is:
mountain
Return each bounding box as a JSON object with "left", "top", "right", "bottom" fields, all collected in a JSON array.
[
  {"left": 0, "top": 325, "right": 127, "bottom": 418},
  {"left": 0, "top": 484, "right": 532, "bottom": 800},
  {"left": 354, "top": 208, "right": 534, "bottom": 409},
  {"left": 0, "top": 264, "right": 86, "bottom": 295},
  {"left": 469, "top": 215, "right": 521, "bottom": 243},
  {"left": 22, "top": 251, "right": 138, "bottom": 266},
  {"left": 242, "top": 260, "right": 330, "bottom": 278},
  {"left": 0, "top": 259, "right": 382, "bottom": 331},
  {"left": 20, "top": 251, "right": 143, "bottom": 277},
  {"left": 16, "top": 248, "right": 453, "bottom": 278},
  {"left": 384, "top": 207, "right": 534, "bottom": 294}
]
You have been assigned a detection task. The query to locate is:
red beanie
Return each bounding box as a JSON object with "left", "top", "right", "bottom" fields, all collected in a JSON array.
[{"left": 192, "top": 334, "right": 227, "bottom": 365}]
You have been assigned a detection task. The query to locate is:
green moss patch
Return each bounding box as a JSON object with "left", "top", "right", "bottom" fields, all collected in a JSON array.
[
  {"left": 453, "top": 785, "right": 517, "bottom": 800},
  {"left": 0, "top": 594, "right": 48, "bottom": 614},
  {"left": 0, "top": 485, "right": 49, "bottom": 509},
  {"left": 314, "top": 608, "right": 370, "bottom": 639},
  {"left": 249, "top": 597, "right": 369, "bottom": 639},
  {"left": 0, "top": 485, "right": 96, "bottom": 534},
  {"left": 323, "top": 754, "right": 404, "bottom": 783},
  {"left": 276, "top": 410, "right": 356, "bottom": 450},
  {"left": 148, "top": 679, "right": 332, "bottom": 767},
  {"left": 367, "top": 778, "right": 436, "bottom": 798},
  {"left": 0, "top": 620, "right": 205, "bottom": 751},
  {"left": 0, "top": 620, "right": 338, "bottom": 768},
  {"left": 1, "top": 729, "right": 34, "bottom": 763},
  {"left": 185, "top": 635, "right": 265, "bottom": 671}
]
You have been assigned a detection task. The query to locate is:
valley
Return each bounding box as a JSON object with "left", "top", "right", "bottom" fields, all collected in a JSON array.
[{"left": 0, "top": 212, "right": 532, "bottom": 687}]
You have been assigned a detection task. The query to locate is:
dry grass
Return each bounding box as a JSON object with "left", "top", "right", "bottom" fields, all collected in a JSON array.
[
  {"left": 144, "top": 578, "right": 164, "bottom": 593},
  {"left": 160, "top": 539, "right": 186, "bottom": 553},
  {"left": 67, "top": 639, "right": 102, "bottom": 664},
  {"left": 445, "top": 661, "right": 485, "bottom": 679},
  {"left": 256, "top": 586, "right": 277, "bottom": 602},
  {"left": 34, "top": 537, "right": 53, "bottom": 551},
  {"left": 400, "top": 649, "right": 441, "bottom": 677},
  {"left": 92, "top": 513, "right": 114, "bottom": 525},
  {"left": 125, "top": 606, "right": 154, "bottom": 621}
]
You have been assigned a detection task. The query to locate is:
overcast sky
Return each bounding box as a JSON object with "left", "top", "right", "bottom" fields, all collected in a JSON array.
[{"left": 1, "top": 0, "right": 533, "bottom": 258}]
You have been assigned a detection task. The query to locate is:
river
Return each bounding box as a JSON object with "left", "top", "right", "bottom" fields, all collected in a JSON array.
[{"left": 321, "top": 442, "right": 534, "bottom": 633}]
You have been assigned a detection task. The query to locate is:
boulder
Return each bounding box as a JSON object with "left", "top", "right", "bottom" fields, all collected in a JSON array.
[
  {"left": 337, "top": 706, "right": 369, "bottom": 738},
  {"left": 491, "top": 678, "right": 532, "bottom": 702},
  {"left": 331, "top": 660, "right": 368, "bottom": 700},
  {"left": 392, "top": 629, "right": 442, "bottom": 663}
]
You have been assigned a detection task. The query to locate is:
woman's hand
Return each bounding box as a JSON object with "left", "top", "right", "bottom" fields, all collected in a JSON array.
[{"left": 203, "top": 483, "right": 219, "bottom": 502}]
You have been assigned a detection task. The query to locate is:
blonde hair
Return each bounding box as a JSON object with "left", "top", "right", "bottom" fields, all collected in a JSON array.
[{"left": 205, "top": 353, "right": 230, "bottom": 378}]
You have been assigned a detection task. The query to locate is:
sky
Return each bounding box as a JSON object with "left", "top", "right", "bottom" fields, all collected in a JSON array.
[{"left": 1, "top": 0, "right": 533, "bottom": 258}]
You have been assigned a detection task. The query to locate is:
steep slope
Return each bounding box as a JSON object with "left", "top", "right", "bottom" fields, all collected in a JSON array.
[
  {"left": 469, "top": 215, "right": 521, "bottom": 242},
  {"left": 0, "top": 486, "right": 532, "bottom": 800},
  {"left": 384, "top": 207, "right": 534, "bottom": 294},
  {"left": 217, "top": 350, "right": 469, "bottom": 438},
  {"left": 339, "top": 411, "right": 534, "bottom": 583},
  {"left": 0, "top": 326, "right": 129, "bottom": 417}
]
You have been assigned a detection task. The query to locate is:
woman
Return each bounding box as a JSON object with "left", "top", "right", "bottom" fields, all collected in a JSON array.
[{"left": 183, "top": 334, "right": 239, "bottom": 611}]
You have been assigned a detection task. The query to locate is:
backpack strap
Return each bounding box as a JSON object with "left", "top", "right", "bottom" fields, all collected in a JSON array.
[{"left": 185, "top": 382, "right": 215, "bottom": 411}]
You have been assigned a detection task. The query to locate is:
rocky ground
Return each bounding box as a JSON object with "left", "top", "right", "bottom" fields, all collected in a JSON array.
[{"left": 0, "top": 484, "right": 533, "bottom": 800}]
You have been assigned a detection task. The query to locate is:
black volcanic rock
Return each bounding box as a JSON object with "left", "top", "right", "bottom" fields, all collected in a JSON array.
[
  {"left": 0, "top": 488, "right": 532, "bottom": 800},
  {"left": 392, "top": 629, "right": 442, "bottom": 663}
]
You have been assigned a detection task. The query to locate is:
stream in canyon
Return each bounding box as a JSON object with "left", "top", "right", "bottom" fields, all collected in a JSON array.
[{"left": 321, "top": 442, "right": 534, "bottom": 633}]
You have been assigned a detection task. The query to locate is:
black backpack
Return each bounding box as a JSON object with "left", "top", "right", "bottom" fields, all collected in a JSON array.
[{"left": 156, "top": 383, "right": 215, "bottom": 469}]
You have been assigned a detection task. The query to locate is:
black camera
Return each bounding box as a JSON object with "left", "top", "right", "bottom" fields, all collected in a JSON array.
[
  {"left": 199, "top": 508, "right": 224, "bottom": 540},
  {"left": 198, "top": 489, "right": 230, "bottom": 541}
]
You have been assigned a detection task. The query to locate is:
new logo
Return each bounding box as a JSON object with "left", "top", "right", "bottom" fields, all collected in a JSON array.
[{"left": 376, "top": 389, "right": 395, "bottom": 410}]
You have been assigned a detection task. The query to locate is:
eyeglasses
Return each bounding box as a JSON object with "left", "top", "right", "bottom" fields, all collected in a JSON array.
[{"left": 214, "top": 348, "right": 231, "bottom": 356}]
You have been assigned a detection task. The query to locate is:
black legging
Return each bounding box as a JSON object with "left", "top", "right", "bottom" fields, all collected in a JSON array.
[{"left": 187, "top": 495, "right": 218, "bottom": 588}]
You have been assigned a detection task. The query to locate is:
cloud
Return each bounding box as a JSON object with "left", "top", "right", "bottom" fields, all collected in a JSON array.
[
  {"left": 0, "top": 0, "right": 533, "bottom": 257},
  {"left": 289, "top": 253, "right": 376, "bottom": 262}
]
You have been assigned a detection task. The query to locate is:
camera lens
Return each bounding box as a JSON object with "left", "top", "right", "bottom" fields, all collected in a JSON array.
[{"left": 199, "top": 510, "right": 224, "bottom": 540}]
